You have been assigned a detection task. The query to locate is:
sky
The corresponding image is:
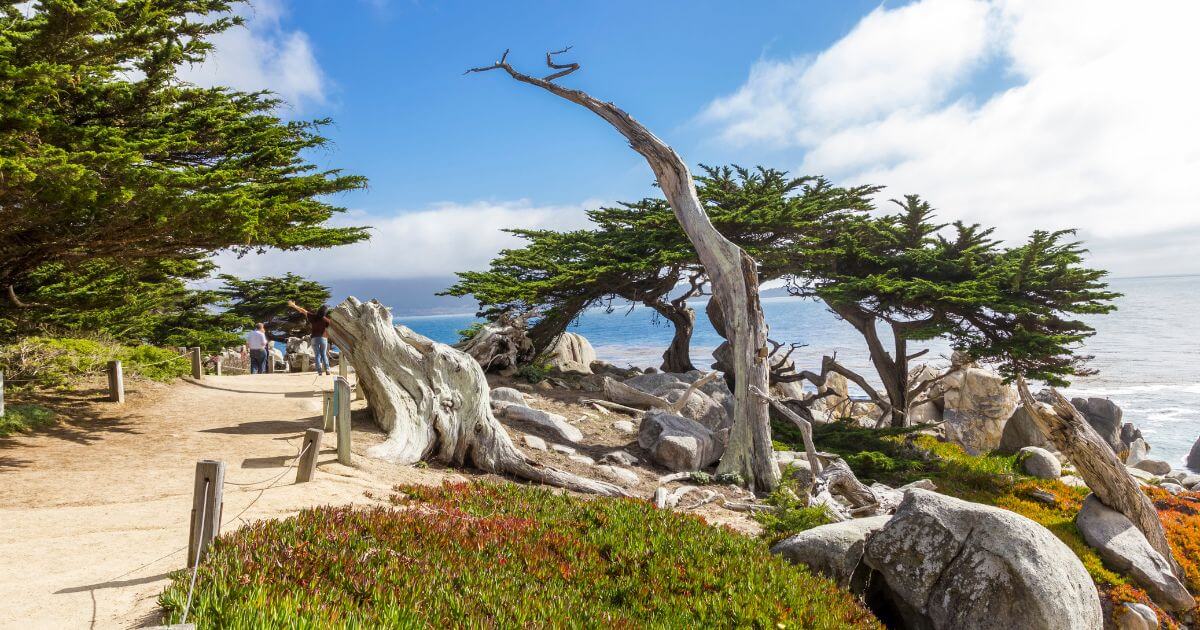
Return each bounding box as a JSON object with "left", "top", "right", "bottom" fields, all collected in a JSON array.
[{"left": 198, "top": 0, "right": 1200, "bottom": 313}]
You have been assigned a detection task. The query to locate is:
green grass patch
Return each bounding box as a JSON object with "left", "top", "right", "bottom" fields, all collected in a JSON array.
[
  {"left": 0, "top": 404, "right": 57, "bottom": 437},
  {"left": 159, "top": 482, "right": 881, "bottom": 629}
]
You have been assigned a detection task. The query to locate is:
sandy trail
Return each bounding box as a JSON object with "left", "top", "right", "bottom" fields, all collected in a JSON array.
[{"left": 0, "top": 372, "right": 448, "bottom": 629}]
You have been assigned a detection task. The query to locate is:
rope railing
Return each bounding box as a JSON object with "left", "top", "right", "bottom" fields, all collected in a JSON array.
[{"left": 180, "top": 478, "right": 210, "bottom": 625}]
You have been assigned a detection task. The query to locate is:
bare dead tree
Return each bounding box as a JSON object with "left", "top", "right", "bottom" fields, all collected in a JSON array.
[
  {"left": 467, "top": 48, "right": 779, "bottom": 491},
  {"left": 1016, "top": 377, "right": 1185, "bottom": 579}
]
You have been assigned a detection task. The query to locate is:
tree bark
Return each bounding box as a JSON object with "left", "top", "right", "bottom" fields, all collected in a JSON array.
[
  {"left": 328, "top": 297, "right": 626, "bottom": 497},
  {"left": 826, "top": 302, "right": 906, "bottom": 426},
  {"left": 455, "top": 312, "right": 534, "bottom": 372},
  {"left": 469, "top": 51, "right": 779, "bottom": 491},
  {"left": 649, "top": 298, "right": 696, "bottom": 373},
  {"left": 1015, "top": 377, "right": 1185, "bottom": 579},
  {"left": 527, "top": 296, "right": 590, "bottom": 358}
]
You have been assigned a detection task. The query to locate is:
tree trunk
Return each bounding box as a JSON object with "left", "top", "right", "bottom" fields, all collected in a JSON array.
[
  {"left": 649, "top": 299, "right": 696, "bottom": 373},
  {"left": 455, "top": 312, "right": 534, "bottom": 372},
  {"left": 1016, "top": 378, "right": 1185, "bottom": 579},
  {"left": 826, "top": 302, "right": 903, "bottom": 426},
  {"left": 471, "top": 53, "right": 779, "bottom": 491},
  {"left": 328, "top": 297, "right": 626, "bottom": 497},
  {"left": 527, "top": 297, "right": 590, "bottom": 358}
]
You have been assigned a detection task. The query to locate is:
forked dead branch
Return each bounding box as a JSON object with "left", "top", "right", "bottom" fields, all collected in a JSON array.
[{"left": 468, "top": 47, "right": 780, "bottom": 491}]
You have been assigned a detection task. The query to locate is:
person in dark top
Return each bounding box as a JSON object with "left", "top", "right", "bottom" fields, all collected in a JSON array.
[{"left": 287, "top": 301, "right": 333, "bottom": 375}]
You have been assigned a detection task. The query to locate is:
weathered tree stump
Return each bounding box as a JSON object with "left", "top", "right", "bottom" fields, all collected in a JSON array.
[{"left": 328, "top": 297, "right": 625, "bottom": 497}]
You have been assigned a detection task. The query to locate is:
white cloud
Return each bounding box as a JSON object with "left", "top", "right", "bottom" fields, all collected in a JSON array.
[
  {"left": 178, "top": 0, "right": 326, "bottom": 111},
  {"left": 214, "top": 199, "right": 603, "bottom": 281},
  {"left": 702, "top": 0, "right": 1200, "bottom": 276}
]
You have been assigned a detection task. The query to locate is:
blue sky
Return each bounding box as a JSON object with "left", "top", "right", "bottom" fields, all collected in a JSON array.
[
  {"left": 239, "top": 0, "right": 881, "bottom": 208},
  {"left": 197, "top": 0, "right": 1200, "bottom": 312}
]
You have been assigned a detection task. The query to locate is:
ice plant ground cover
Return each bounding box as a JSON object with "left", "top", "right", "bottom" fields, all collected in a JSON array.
[
  {"left": 159, "top": 482, "right": 881, "bottom": 628},
  {"left": 773, "top": 422, "right": 1200, "bottom": 626}
]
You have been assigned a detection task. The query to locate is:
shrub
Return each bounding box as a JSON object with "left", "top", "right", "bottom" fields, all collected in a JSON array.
[
  {"left": 159, "top": 482, "right": 881, "bottom": 629},
  {"left": 752, "top": 464, "right": 835, "bottom": 545},
  {"left": 455, "top": 321, "right": 485, "bottom": 343},
  {"left": 516, "top": 362, "right": 552, "bottom": 384},
  {"left": 0, "top": 404, "right": 57, "bottom": 437},
  {"left": 120, "top": 345, "right": 191, "bottom": 382},
  {"left": 0, "top": 336, "right": 189, "bottom": 389}
]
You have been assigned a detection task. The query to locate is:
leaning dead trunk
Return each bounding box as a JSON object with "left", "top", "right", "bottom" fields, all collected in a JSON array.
[
  {"left": 469, "top": 50, "right": 778, "bottom": 491},
  {"left": 329, "top": 297, "right": 626, "bottom": 497},
  {"left": 1016, "top": 377, "right": 1184, "bottom": 579}
]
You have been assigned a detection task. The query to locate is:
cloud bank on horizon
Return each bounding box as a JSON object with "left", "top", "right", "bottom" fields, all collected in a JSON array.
[
  {"left": 701, "top": 0, "right": 1200, "bottom": 276},
  {"left": 213, "top": 199, "right": 600, "bottom": 281}
]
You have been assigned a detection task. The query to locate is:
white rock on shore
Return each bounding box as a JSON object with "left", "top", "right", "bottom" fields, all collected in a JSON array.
[
  {"left": 863, "top": 489, "right": 1102, "bottom": 630},
  {"left": 1075, "top": 494, "right": 1195, "bottom": 611}
]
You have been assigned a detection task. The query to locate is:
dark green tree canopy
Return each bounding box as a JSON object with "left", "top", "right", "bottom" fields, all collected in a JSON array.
[
  {"left": 0, "top": 256, "right": 246, "bottom": 349},
  {"left": 788, "top": 195, "right": 1118, "bottom": 425},
  {"left": 218, "top": 273, "right": 331, "bottom": 341},
  {"left": 444, "top": 166, "right": 877, "bottom": 372},
  {"left": 0, "top": 0, "right": 367, "bottom": 309}
]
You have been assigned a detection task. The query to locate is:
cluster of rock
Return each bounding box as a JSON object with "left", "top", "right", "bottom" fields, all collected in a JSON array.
[
  {"left": 488, "top": 386, "right": 642, "bottom": 488},
  {"left": 773, "top": 489, "right": 1103, "bottom": 629},
  {"left": 481, "top": 332, "right": 1200, "bottom": 628},
  {"left": 623, "top": 371, "right": 735, "bottom": 472}
]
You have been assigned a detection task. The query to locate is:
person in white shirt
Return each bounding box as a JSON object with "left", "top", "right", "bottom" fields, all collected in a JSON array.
[{"left": 246, "top": 323, "right": 269, "bottom": 374}]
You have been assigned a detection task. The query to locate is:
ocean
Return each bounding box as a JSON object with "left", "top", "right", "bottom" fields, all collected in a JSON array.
[{"left": 397, "top": 274, "right": 1200, "bottom": 468}]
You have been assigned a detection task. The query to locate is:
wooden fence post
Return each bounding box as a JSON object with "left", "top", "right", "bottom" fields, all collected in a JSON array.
[
  {"left": 300, "top": 354, "right": 310, "bottom": 373},
  {"left": 296, "top": 428, "right": 323, "bottom": 483},
  {"left": 189, "top": 347, "right": 203, "bottom": 380},
  {"left": 0, "top": 372, "right": 5, "bottom": 417},
  {"left": 334, "top": 376, "right": 352, "bottom": 465},
  {"left": 214, "top": 357, "right": 222, "bottom": 377},
  {"left": 322, "top": 390, "right": 335, "bottom": 432},
  {"left": 107, "top": 360, "right": 124, "bottom": 404},
  {"left": 338, "top": 348, "right": 348, "bottom": 377},
  {"left": 187, "top": 460, "right": 225, "bottom": 567},
  {"left": 266, "top": 350, "right": 275, "bottom": 374}
]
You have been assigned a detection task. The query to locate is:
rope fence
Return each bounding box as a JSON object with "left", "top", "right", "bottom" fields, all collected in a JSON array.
[{"left": 180, "top": 478, "right": 210, "bottom": 625}]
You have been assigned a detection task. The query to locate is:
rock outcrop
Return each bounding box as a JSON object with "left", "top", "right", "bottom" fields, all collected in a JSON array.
[
  {"left": 863, "top": 489, "right": 1102, "bottom": 630},
  {"left": 1188, "top": 435, "right": 1200, "bottom": 472},
  {"left": 637, "top": 411, "right": 724, "bottom": 472},
  {"left": 544, "top": 332, "right": 596, "bottom": 374},
  {"left": 1018, "top": 446, "right": 1062, "bottom": 479},
  {"left": 1076, "top": 494, "right": 1195, "bottom": 611},
  {"left": 997, "top": 389, "right": 1056, "bottom": 454},
  {"left": 1131, "top": 458, "right": 1172, "bottom": 476},
  {"left": 622, "top": 370, "right": 733, "bottom": 431},
  {"left": 1071, "top": 397, "right": 1124, "bottom": 453},
  {"left": 1126, "top": 437, "right": 1151, "bottom": 466},
  {"left": 502, "top": 405, "right": 583, "bottom": 444},
  {"left": 1116, "top": 603, "right": 1158, "bottom": 630},
  {"left": 771, "top": 516, "right": 892, "bottom": 590},
  {"left": 941, "top": 367, "right": 1018, "bottom": 454},
  {"left": 489, "top": 387, "right": 527, "bottom": 409},
  {"left": 1119, "top": 422, "right": 1144, "bottom": 455}
]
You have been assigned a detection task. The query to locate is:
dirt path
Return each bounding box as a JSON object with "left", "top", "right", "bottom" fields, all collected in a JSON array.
[{"left": 0, "top": 372, "right": 452, "bottom": 629}]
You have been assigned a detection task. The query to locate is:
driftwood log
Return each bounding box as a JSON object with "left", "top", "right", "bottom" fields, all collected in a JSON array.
[
  {"left": 468, "top": 49, "right": 779, "bottom": 492},
  {"left": 328, "top": 297, "right": 626, "bottom": 497},
  {"left": 1016, "top": 377, "right": 1184, "bottom": 578}
]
